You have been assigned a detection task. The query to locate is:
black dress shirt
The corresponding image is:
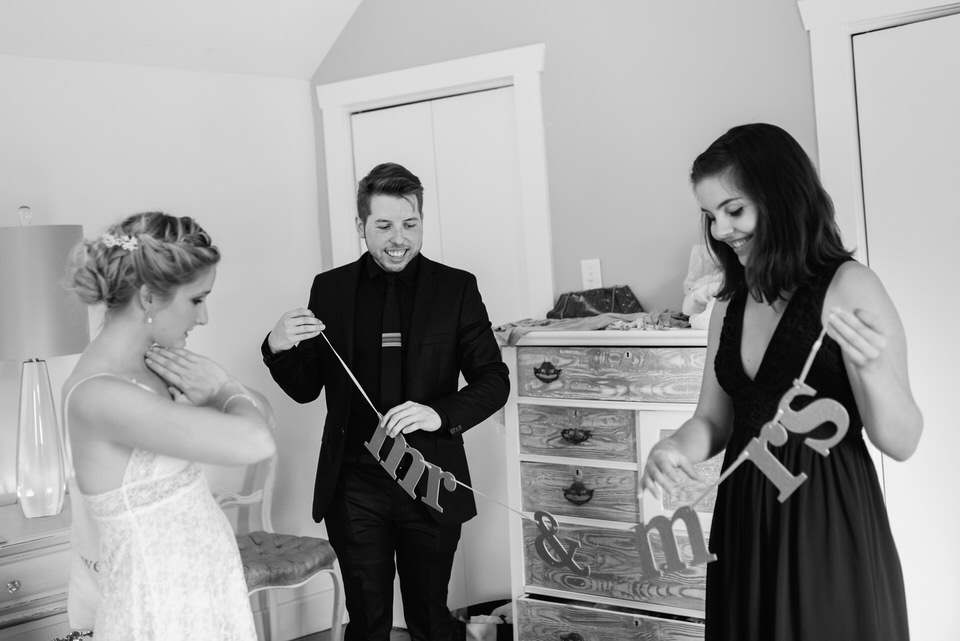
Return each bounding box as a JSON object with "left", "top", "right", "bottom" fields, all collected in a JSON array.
[{"left": 343, "top": 254, "right": 420, "bottom": 454}]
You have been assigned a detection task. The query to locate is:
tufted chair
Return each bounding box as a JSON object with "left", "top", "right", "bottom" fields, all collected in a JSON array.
[{"left": 216, "top": 454, "right": 344, "bottom": 641}]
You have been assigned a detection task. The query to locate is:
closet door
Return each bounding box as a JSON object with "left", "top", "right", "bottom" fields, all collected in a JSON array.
[
  {"left": 431, "top": 88, "right": 524, "bottom": 330},
  {"left": 350, "top": 86, "right": 525, "bottom": 615},
  {"left": 854, "top": 13, "right": 960, "bottom": 639}
]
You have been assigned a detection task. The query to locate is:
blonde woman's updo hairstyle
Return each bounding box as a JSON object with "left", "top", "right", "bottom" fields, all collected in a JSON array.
[{"left": 69, "top": 212, "right": 220, "bottom": 309}]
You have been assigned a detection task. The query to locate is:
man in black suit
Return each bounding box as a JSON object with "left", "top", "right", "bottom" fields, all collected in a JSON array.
[{"left": 261, "top": 162, "right": 509, "bottom": 641}]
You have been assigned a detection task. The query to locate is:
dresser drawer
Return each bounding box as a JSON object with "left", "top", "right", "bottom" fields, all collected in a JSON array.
[
  {"left": 517, "top": 597, "right": 703, "bottom": 641},
  {"left": 517, "top": 346, "right": 705, "bottom": 403},
  {"left": 0, "top": 546, "right": 70, "bottom": 610},
  {"left": 0, "top": 609, "right": 70, "bottom": 641},
  {"left": 520, "top": 461, "right": 639, "bottom": 523},
  {"left": 519, "top": 404, "right": 636, "bottom": 462},
  {"left": 521, "top": 519, "right": 706, "bottom": 616}
]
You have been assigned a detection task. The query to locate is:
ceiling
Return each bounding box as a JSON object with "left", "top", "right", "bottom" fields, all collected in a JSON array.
[{"left": 0, "top": 0, "right": 362, "bottom": 79}]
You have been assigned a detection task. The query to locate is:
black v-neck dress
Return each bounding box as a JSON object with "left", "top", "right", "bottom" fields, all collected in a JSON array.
[{"left": 706, "top": 260, "right": 909, "bottom": 641}]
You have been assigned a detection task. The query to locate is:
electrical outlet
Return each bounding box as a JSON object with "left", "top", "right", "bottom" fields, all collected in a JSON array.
[{"left": 581, "top": 258, "right": 602, "bottom": 290}]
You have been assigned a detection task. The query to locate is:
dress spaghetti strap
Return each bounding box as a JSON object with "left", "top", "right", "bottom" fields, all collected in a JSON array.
[{"left": 61, "top": 373, "right": 157, "bottom": 478}]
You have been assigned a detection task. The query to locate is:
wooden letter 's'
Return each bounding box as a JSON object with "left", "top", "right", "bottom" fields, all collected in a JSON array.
[{"left": 778, "top": 380, "right": 850, "bottom": 456}]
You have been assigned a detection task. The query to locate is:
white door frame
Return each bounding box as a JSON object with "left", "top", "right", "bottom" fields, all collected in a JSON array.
[
  {"left": 315, "top": 44, "right": 554, "bottom": 319},
  {"left": 797, "top": 0, "right": 960, "bottom": 260}
]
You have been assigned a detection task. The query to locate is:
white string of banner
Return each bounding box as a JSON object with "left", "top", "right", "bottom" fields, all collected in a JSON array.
[
  {"left": 318, "top": 330, "right": 530, "bottom": 521},
  {"left": 688, "top": 325, "right": 829, "bottom": 510},
  {"left": 320, "top": 324, "right": 845, "bottom": 577}
]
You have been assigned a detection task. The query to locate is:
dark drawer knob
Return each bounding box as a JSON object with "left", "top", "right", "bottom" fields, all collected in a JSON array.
[
  {"left": 533, "top": 360, "right": 562, "bottom": 383},
  {"left": 6, "top": 579, "right": 21, "bottom": 593},
  {"left": 560, "top": 633, "right": 585, "bottom": 641},
  {"left": 563, "top": 470, "right": 594, "bottom": 505},
  {"left": 560, "top": 427, "right": 592, "bottom": 444}
]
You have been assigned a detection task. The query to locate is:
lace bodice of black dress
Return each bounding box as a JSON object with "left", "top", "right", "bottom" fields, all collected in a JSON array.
[{"left": 706, "top": 259, "right": 909, "bottom": 641}]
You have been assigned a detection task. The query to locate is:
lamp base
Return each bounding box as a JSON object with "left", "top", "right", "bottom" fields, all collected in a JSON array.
[{"left": 16, "top": 359, "right": 66, "bottom": 519}]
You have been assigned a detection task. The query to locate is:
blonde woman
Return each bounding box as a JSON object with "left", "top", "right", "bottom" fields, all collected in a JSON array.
[{"left": 63, "top": 211, "right": 274, "bottom": 640}]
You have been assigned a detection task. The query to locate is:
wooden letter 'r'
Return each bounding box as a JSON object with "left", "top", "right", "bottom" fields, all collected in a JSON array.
[{"left": 743, "top": 420, "right": 808, "bottom": 502}]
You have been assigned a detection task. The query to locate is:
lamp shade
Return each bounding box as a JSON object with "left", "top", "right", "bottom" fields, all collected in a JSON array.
[{"left": 0, "top": 225, "right": 89, "bottom": 361}]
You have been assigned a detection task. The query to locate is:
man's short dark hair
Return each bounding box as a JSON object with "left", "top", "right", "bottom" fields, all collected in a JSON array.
[{"left": 356, "top": 163, "right": 424, "bottom": 223}]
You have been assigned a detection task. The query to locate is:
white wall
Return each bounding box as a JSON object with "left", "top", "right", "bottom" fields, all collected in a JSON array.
[{"left": 0, "top": 53, "right": 333, "bottom": 633}]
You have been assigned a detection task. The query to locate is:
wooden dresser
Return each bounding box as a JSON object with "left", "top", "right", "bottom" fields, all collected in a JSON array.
[
  {"left": 503, "top": 329, "right": 719, "bottom": 641},
  {"left": 0, "top": 503, "right": 72, "bottom": 641}
]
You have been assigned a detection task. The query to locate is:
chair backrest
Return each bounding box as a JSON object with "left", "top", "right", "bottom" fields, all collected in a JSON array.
[
  {"left": 215, "top": 451, "right": 345, "bottom": 641},
  {"left": 214, "top": 452, "right": 277, "bottom": 533}
]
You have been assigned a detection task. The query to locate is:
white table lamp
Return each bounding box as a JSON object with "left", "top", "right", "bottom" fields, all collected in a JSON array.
[{"left": 0, "top": 210, "right": 89, "bottom": 518}]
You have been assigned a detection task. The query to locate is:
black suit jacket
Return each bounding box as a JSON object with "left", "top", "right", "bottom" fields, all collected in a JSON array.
[{"left": 262, "top": 254, "right": 509, "bottom": 526}]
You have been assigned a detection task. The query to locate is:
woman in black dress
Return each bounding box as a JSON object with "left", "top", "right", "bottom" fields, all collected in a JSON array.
[{"left": 640, "top": 123, "right": 922, "bottom": 641}]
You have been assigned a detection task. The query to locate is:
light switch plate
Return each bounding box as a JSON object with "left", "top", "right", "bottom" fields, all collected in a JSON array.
[{"left": 581, "top": 258, "right": 602, "bottom": 290}]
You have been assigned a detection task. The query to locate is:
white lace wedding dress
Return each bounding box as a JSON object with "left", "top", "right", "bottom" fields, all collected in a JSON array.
[{"left": 64, "top": 375, "right": 257, "bottom": 640}]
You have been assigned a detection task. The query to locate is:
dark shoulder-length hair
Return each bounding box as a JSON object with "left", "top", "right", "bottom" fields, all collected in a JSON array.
[{"left": 690, "top": 123, "right": 851, "bottom": 303}]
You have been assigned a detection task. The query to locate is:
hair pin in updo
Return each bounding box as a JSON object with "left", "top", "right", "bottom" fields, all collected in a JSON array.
[{"left": 101, "top": 233, "right": 139, "bottom": 252}]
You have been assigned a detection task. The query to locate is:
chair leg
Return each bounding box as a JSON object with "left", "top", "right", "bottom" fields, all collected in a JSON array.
[
  {"left": 251, "top": 570, "right": 344, "bottom": 641},
  {"left": 266, "top": 590, "right": 279, "bottom": 641},
  {"left": 252, "top": 590, "right": 274, "bottom": 641},
  {"left": 328, "top": 569, "right": 345, "bottom": 641}
]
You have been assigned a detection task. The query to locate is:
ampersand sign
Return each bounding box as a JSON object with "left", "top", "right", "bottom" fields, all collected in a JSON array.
[{"left": 533, "top": 510, "right": 590, "bottom": 577}]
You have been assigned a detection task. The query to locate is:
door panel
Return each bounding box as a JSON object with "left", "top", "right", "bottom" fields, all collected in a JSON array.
[
  {"left": 432, "top": 87, "right": 523, "bottom": 328},
  {"left": 351, "top": 102, "right": 443, "bottom": 260}
]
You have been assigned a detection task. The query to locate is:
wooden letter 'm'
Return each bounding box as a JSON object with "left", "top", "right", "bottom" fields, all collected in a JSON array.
[
  {"left": 381, "top": 433, "right": 428, "bottom": 500},
  {"left": 633, "top": 505, "right": 716, "bottom": 577}
]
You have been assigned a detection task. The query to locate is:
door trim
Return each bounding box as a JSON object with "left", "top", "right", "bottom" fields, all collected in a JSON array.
[{"left": 315, "top": 44, "right": 554, "bottom": 318}]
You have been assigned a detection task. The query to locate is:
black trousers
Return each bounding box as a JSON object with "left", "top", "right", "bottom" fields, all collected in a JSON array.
[{"left": 325, "top": 456, "right": 462, "bottom": 641}]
